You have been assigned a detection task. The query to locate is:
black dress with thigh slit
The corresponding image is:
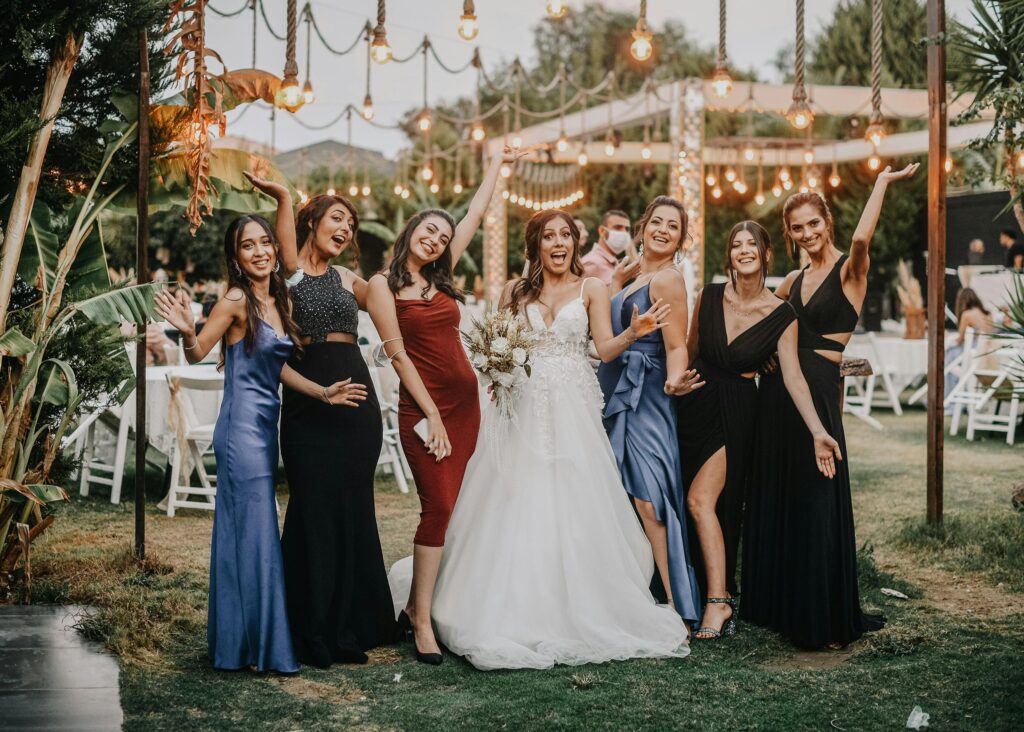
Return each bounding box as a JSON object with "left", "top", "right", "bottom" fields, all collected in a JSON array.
[
  {"left": 742, "top": 255, "right": 885, "bottom": 648},
  {"left": 280, "top": 268, "right": 395, "bottom": 667},
  {"left": 676, "top": 283, "right": 795, "bottom": 599}
]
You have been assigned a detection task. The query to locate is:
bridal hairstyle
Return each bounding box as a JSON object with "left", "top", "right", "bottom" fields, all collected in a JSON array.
[
  {"left": 632, "top": 195, "right": 690, "bottom": 256},
  {"left": 386, "top": 208, "right": 465, "bottom": 303},
  {"left": 222, "top": 215, "right": 302, "bottom": 367},
  {"left": 295, "top": 193, "right": 361, "bottom": 256},
  {"left": 782, "top": 191, "right": 836, "bottom": 260},
  {"left": 507, "top": 209, "right": 583, "bottom": 315},
  {"left": 725, "top": 220, "right": 773, "bottom": 287}
]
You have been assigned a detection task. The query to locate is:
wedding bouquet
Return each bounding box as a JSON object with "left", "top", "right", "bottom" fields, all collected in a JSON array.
[{"left": 461, "top": 309, "right": 535, "bottom": 419}]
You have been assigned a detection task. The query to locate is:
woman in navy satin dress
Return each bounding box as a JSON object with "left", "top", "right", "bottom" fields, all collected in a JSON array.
[
  {"left": 598, "top": 196, "right": 701, "bottom": 628},
  {"left": 155, "top": 175, "right": 366, "bottom": 672}
]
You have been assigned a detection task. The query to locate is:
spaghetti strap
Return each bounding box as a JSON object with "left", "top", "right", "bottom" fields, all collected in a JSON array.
[{"left": 579, "top": 277, "right": 593, "bottom": 300}]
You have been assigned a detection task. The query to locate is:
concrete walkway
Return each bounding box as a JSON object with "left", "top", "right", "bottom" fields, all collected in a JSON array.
[{"left": 0, "top": 604, "right": 122, "bottom": 730}]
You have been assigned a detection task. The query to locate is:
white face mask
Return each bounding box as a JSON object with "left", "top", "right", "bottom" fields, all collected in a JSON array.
[{"left": 605, "top": 229, "right": 631, "bottom": 254}]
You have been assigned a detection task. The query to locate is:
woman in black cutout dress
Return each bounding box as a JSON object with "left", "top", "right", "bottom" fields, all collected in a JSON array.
[
  {"left": 279, "top": 194, "right": 396, "bottom": 667},
  {"left": 673, "top": 221, "right": 840, "bottom": 640},
  {"left": 742, "top": 165, "right": 918, "bottom": 649}
]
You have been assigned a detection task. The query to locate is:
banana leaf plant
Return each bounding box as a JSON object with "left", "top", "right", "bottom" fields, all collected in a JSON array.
[{"left": 0, "top": 122, "right": 161, "bottom": 598}]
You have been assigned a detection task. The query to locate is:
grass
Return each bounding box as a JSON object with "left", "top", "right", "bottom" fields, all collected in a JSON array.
[{"left": 23, "top": 411, "right": 1024, "bottom": 730}]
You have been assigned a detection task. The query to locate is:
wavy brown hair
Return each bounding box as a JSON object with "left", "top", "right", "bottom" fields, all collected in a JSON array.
[
  {"left": 386, "top": 208, "right": 464, "bottom": 302},
  {"left": 725, "top": 220, "right": 772, "bottom": 287},
  {"left": 507, "top": 210, "right": 582, "bottom": 315},
  {"left": 782, "top": 191, "right": 835, "bottom": 260},
  {"left": 633, "top": 195, "right": 689, "bottom": 253},
  {"left": 295, "top": 194, "right": 361, "bottom": 256},
  {"left": 221, "top": 215, "right": 302, "bottom": 369},
  {"left": 955, "top": 287, "right": 989, "bottom": 320}
]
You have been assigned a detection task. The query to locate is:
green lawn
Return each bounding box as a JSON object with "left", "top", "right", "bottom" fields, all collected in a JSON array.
[{"left": 29, "top": 411, "right": 1024, "bottom": 730}]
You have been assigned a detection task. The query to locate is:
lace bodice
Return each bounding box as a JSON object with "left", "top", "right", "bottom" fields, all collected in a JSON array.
[{"left": 525, "top": 298, "right": 590, "bottom": 360}]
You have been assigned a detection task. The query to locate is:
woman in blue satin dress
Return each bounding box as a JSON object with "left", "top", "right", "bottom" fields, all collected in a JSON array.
[
  {"left": 155, "top": 174, "right": 367, "bottom": 673},
  {"left": 598, "top": 196, "right": 702, "bottom": 628}
]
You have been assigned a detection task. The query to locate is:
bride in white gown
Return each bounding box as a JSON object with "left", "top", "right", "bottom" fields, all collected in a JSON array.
[{"left": 389, "top": 209, "right": 690, "bottom": 671}]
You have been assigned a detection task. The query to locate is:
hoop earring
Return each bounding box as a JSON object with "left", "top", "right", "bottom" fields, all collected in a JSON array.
[
  {"left": 232, "top": 261, "right": 243, "bottom": 277},
  {"left": 273, "top": 261, "right": 280, "bottom": 273},
  {"left": 638, "top": 242, "right": 645, "bottom": 258},
  {"left": 673, "top": 249, "right": 683, "bottom": 266}
]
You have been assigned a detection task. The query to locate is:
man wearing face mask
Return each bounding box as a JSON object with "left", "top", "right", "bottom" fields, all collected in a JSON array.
[{"left": 581, "top": 209, "right": 641, "bottom": 294}]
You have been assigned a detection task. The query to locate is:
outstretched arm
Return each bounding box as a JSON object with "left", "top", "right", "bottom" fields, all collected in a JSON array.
[
  {"left": 776, "top": 321, "right": 843, "bottom": 477},
  {"left": 449, "top": 146, "right": 524, "bottom": 262},
  {"left": 585, "top": 278, "right": 671, "bottom": 362},
  {"left": 848, "top": 163, "right": 919, "bottom": 280},
  {"left": 280, "top": 366, "right": 367, "bottom": 406},
  {"left": 154, "top": 288, "right": 240, "bottom": 364},
  {"left": 243, "top": 170, "right": 298, "bottom": 278}
]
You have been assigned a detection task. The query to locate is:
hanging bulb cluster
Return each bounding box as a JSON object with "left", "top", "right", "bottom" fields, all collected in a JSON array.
[
  {"left": 630, "top": 1, "right": 654, "bottom": 62},
  {"left": 507, "top": 188, "right": 585, "bottom": 212},
  {"left": 457, "top": 0, "right": 479, "bottom": 41}
]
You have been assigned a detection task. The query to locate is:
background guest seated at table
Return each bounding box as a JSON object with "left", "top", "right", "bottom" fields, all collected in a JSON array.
[{"left": 945, "top": 288, "right": 997, "bottom": 402}]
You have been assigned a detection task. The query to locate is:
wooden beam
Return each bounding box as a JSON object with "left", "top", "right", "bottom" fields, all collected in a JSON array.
[
  {"left": 926, "top": 0, "right": 946, "bottom": 525},
  {"left": 135, "top": 29, "right": 150, "bottom": 559}
]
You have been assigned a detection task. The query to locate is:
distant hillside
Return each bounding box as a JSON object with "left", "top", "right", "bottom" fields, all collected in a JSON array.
[{"left": 273, "top": 139, "right": 396, "bottom": 180}]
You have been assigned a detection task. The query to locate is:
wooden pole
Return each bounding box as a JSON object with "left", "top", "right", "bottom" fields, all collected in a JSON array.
[
  {"left": 135, "top": 29, "right": 150, "bottom": 559},
  {"left": 926, "top": 0, "right": 946, "bottom": 524}
]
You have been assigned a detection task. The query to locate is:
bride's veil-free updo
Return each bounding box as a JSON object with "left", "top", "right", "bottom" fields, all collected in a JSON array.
[{"left": 507, "top": 209, "right": 583, "bottom": 315}]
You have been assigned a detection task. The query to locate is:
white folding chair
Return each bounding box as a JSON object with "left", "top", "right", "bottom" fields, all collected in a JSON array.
[
  {"left": 369, "top": 367, "right": 411, "bottom": 494},
  {"left": 946, "top": 328, "right": 985, "bottom": 436},
  {"left": 75, "top": 389, "right": 134, "bottom": 504},
  {"left": 850, "top": 333, "right": 904, "bottom": 416},
  {"left": 164, "top": 374, "right": 223, "bottom": 516},
  {"left": 965, "top": 349, "right": 1022, "bottom": 446}
]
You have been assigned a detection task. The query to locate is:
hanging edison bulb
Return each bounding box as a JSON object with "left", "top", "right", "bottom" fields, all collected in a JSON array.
[
  {"left": 393, "top": 182, "right": 403, "bottom": 196},
  {"left": 807, "top": 169, "right": 819, "bottom": 189},
  {"left": 724, "top": 166, "right": 737, "bottom": 183},
  {"left": 362, "top": 94, "right": 375, "bottom": 120},
  {"left": 779, "top": 166, "right": 791, "bottom": 182},
  {"left": 711, "top": 185, "right": 723, "bottom": 200},
  {"left": 400, "top": 188, "right": 410, "bottom": 199},
  {"left": 782, "top": 178, "right": 793, "bottom": 190},
  {"left": 302, "top": 79, "right": 316, "bottom": 105},
  {"left": 830, "top": 171, "right": 841, "bottom": 187},
  {"left": 743, "top": 145, "right": 755, "bottom": 162},
  {"left": 457, "top": 1, "right": 479, "bottom": 40},
  {"left": 546, "top": 1, "right": 569, "bottom": 19},
  {"left": 421, "top": 163, "right": 434, "bottom": 181},
  {"left": 865, "top": 120, "right": 886, "bottom": 148},
  {"left": 430, "top": 182, "right": 440, "bottom": 194},
  {"left": 327, "top": 187, "right": 336, "bottom": 196},
  {"left": 868, "top": 153, "right": 881, "bottom": 171},
  {"left": 453, "top": 180, "right": 464, "bottom": 194},
  {"left": 276, "top": 76, "right": 303, "bottom": 112},
  {"left": 417, "top": 109, "right": 433, "bottom": 132},
  {"left": 370, "top": 17, "right": 393, "bottom": 64},
  {"left": 556, "top": 133, "right": 569, "bottom": 152},
  {"left": 641, "top": 142, "right": 652, "bottom": 160},
  {"left": 772, "top": 183, "right": 783, "bottom": 197},
  {"left": 630, "top": 7, "right": 654, "bottom": 62},
  {"left": 755, "top": 192, "right": 766, "bottom": 205},
  {"left": 348, "top": 182, "right": 359, "bottom": 197},
  {"left": 944, "top": 156, "right": 953, "bottom": 173},
  {"left": 500, "top": 163, "right": 512, "bottom": 178},
  {"left": 786, "top": 100, "right": 813, "bottom": 130},
  {"left": 803, "top": 148, "right": 814, "bottom": 165},
  {"left": 711, "top": 67, "right": 733, "bottom": 99},
  {"left": 577, "top": 145, "right": 589, "bottom": 167},
  {"left": 471, "top": 122, "right": 486, "bottom": 142},
  {"left": 705, "top": 170, "right": 717, "bottom": 187},
  {"left": 502, "top": 189, "right": 511, "bottom": 200}
]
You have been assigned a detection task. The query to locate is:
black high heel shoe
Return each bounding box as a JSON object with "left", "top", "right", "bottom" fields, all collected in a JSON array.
[
  {"left": 397, "top": 610, "right": 443, "bottom": 665},
  {"left": 693, "top": 597, "right": 737, "bottom": 640}
]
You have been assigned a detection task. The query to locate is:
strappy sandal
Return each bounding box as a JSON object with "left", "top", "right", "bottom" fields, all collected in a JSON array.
[{"left": 693, "top": 597, "right": 737, "bottom": 640}]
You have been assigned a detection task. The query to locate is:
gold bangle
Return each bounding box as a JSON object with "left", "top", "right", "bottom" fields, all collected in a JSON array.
[
  {"left": 321, "top": 386, "right": 330, "bottom": 403},
  {"left": 182, "top": 336, "right": 199, "bottom": 351}
]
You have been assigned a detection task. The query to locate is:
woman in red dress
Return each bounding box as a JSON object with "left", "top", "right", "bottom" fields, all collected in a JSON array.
[{"left": 367, "top": 146, "right": 520, "bottom": 664}]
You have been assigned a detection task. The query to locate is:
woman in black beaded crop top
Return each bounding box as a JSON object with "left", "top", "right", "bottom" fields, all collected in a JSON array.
[
  {"left": 274, "top": 193, "right": 396, "bottom": 668},
  {"left": 743, "top": 164, "right": 919, "bottom": 651}
]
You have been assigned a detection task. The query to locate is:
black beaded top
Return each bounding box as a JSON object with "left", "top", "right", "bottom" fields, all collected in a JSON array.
[{"left": 289, "top": 267, "right": 359, "bottom": 342}]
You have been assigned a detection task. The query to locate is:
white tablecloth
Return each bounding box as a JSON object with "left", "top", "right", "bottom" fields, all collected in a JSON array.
[{"left": 845, "top": 333, "right": 931, "bottom": 393}]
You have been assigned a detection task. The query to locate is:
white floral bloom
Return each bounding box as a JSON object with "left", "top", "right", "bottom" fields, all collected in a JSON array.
[
  {"left": 493, "top": 370, "right": 516, "bottom": 387},
  {"left": 471, "top": 351, "right": 488, "bottom": 369},
  {"left": 511, "top": 347, "right": 528, "bottom": 366},
  {"left": 491, "top": 336, "right": 510, "bottom": 354}
]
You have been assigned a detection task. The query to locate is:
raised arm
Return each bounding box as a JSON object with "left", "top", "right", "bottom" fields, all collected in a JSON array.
[
  {"left": 154, "top": 288, "right": 241, "bottom": 364},
  {"left": 776, "top": 321, "right": 843, "bottom": 477},
  {"left": 366, "top": 275, "right": 451, "bottom": 461},
  {"left": 848, "top": 163, "right": 919, "bottom": 280},
  {"left": 449, "top": 146, "right": 522, "bottom": 262},
  {"left": 585, "top": 278, "right": 670, "bottom": 362},
  {"left": 244, "top": 170, "right": 298, "bottom": 278}
]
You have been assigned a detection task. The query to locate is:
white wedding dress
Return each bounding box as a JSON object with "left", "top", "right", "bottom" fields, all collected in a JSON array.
[{"left": 389, "top": 286, "right": 690, "bottom": 671}]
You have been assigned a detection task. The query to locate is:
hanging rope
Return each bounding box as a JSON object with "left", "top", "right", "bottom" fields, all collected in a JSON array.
[
  {"left": 718, "top": 0, "right": 727, "bottom": 67},
  {"left": 427, "top": 41, "right": 476, "bottom": 74},
  {"left": 793, "top": 0, "right": 807, "bottom": 102},
  {"left": 869, "top": 0, "right": 883, "bottom": 125},
  {"left": 284, "top": 0, "right": 298, "bottom": 79},
  {"left": 208, "top": 0, "right": 250, "bottom": 17},
  {"left": 258, "top": 0, "right": 286, "bottom": 41},
  {"left": 250, "top": 0, "right": 257, "bottom": 66},
  {"left": 307, "top": 6, "right": 368, "bottom": 56}
]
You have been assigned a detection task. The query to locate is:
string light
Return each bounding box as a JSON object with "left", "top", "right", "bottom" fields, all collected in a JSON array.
[
  {"left": 393, "top": 183, "right": 403, "bottom": 195},
  {"left": 302, "top": 79, "right": 315, "bottom": 106},
  {"left": 362, "top": 183, "right": 372, "bottom": 197},
  {"left": 724, "top": 166, "right": 737, "bottom": 183},
  {"left": 630, "top": 1, "right": 654, "bottom": 62},
  {"left": 417, "top": 109, "right": 432, "bottom": 132},
  {"left": 401, "top": 188, "right": 410, "bottom": 199},
  {"left": 300, "top": 7, "right": 316, "bottom": 105},
  {"left": 864, "top": 0, "right": 886, "bottom": 147},
  {"left": 783, "top": 178, "right": 793, "bottom": 190},
  {"left": 511, "top": 134, "right": 523, "bottom": 149},
  {"left": 641, "top": 143, "right": 652, "bottom": 160},
  {"left": 779, "top": 166, "right": 792, "bottom": 182},
  {"left": 772, "top": 183, "right": 783, "bottom": 197},
  {"left": 712, "top": 185, "right": 723, "bottom": 199},
  {"left": 421, "top": 163, "right": 434, "bottom": 181},
  {"left": 577, "top": 145, "right": 589, "bottom": 167},
  {"left": 546, "top": 1, "right": 568, "bottom": 19},
  {"left": 471, "top": 123, "right": 486, "bottom": 142},
  {"left": 755, "top": 191, "right": 766, "bottom": 205},
  {"left": 362, "top": 94, "right": 374, "bottom": 120},
  {"left": 457, "top": 0, "right": 479, "bottom": 41},
  {"left": 348, "top": 182, "right": 359, "bottom": 196},
  {"left": 803, "top": 148, "right": 814, "bottom": 165},
  {"left": 370, "top": 0, "right": 393, "bottom": 63},
  {"left": 327, "top": 187, "right": 336, "bottom": 196},
  {"left": 786, "top": 0, "right": 814, "bottom": 129},
  {"left": 430, "top": 181, "right": 440, "bottom": 193},
  {"left": 807, "top": 169, "right": 819, "bottom": 189},
  {"left": 453, "top": 181, "right": 464, "bottom": 194},
  {"left": 868, "top": 151, "right": 881, "bottom": 171},
  {"left": 556, "top": 134, "right": 569, "bottom": 152},
  {"left": 275, "top": 0, "right": 303, "bottom": 112},
  {"left": 500, "top": 163, "right": 512, "bottom": 178},
  {"left": 744, "top": 146, "right": 755, "bottom": 162},
  {"left": 829, "top": 154, "right": 841, "bottom": 187},
  {"left": 711, "top": 1, "right": 732, "bottom": 97},
  {"left": 944, "top": 156, "right": 953, "bottom": 173},
  {"left": 705, "top": 170, "right": 717, "bottom": 187}
]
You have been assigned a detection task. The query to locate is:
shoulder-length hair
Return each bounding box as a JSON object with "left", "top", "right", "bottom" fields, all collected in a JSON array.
[
  {"left": 386, "top": 208, "right": 464, "bottom": 302},
  {"left": 633, "top": 195, "right": 689, "bottom": 252},
  {"left": 507, "top": 210, "right": 582, "bottom": 315},
  {"left": 222, "top": 215, "right": 302, "bottom": 368}
]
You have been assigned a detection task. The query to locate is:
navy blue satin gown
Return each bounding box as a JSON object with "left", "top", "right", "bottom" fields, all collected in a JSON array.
[
  {"left": 208, "top": 320, "right": 299, "bottom": 673},
  {"left": 598, "top": 282, "right": 701, "bottom": 624}
]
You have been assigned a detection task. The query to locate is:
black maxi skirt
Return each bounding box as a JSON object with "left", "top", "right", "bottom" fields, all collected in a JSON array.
[
  {"left": 280, "top": 342, "right": 396, "bottom": 666},
  {"left": 741, "top": 349, "right": 883, "bottom": 648}
]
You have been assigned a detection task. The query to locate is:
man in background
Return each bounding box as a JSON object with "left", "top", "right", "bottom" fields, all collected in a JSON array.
[
  {"left": 581, "top": 209, "right": 641, "bottom": 294},
  {"left": 967, "top": 238, "right": 986, "bottom": 266},
  {"left": 1001, "top": 229, "right": 1024, "bottom": 271}
]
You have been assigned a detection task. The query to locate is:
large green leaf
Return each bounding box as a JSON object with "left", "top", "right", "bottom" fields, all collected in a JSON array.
[
  {"left": 0, "top": 328, "right": 35, "bottom": 358},
  {"left": 66, "top": 283, "right": 161, "bottom": 326},
  {"left": 20, "top": 200, "right": 60, "bottom": 297},
  {"left": 0, "top": 480, "right": 70, "bottom": 505},
  {"left": 359, "top": 220, "right": 397, "bottom": 244},
  {"left": 37, "top": 359, "right": 79, "bottom": 407}
]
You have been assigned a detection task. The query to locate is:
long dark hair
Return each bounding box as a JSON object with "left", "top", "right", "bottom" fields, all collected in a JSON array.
[
  {"left": 295, "top": 194, "right": 361, "bottom": 256},
  {"left": 955, "top": 287, "right": 989, "bottom": 320},
  {"left": 222, "top": 215, "right": 302, "bottom": 368},
  {"left": 386, "top": 208, "right": 464, "bottom": 302},
  {"left": 507, "top": 210, "right": 582, "bottom": 315},
  {"left": 782, "top": 191, "right": 836, "bottom": 261},
  {"left": 725, "top": 220, "right": 772, "bottom": 287}
]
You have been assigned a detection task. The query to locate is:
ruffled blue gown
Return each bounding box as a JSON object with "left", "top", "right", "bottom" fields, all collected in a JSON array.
[
  {"left": 208, "top": 320, "right": 299, "bottom": 673},
  {"left": 598, "top": 282, "right": 701, "bottom": 624}
]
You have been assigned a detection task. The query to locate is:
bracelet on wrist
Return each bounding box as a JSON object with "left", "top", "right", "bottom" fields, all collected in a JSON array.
[
  {"left": 182, "top": 335, "right": 199, "bottom": 351},
  {"left": 321, "top": 386, "right": 330, "bottom": 403}
]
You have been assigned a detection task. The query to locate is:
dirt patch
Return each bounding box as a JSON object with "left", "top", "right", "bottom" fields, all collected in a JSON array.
[
  {"left": 366, "top": 646, "right": 402, "bottom": 666},
  {"left": 877, "top": 553, "right": 1023, "bottom": 620},
  {"left": 762, "top": 641, "right": 861, "bottom": 672},
  {"left": 273, "top": 675, "right": 367, "bottom": 705}
]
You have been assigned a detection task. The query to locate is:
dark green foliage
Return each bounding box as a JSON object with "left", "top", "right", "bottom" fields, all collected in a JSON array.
[{"left": 0, "top": 1, "right": 172, "bottom": 209}]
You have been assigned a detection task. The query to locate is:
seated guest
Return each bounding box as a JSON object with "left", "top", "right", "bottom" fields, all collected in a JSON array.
[{"left": 580, "top": 209, "right": 639, "bottom": 294}]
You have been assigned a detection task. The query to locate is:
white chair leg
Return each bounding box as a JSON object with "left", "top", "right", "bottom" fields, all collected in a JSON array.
[
  {"left": 389, "top": 442, "right": 409, "bottom": 494},
  {"left": 109, "top": 415, "right": 130, "bottom": 504},
  {"left": 167, "top": 445, "right": 181, "bottom": 517},
  {"left": 950, "top": 402, "right": 964, "bottom": 436},
  {"left": 1007, "top": 397, "right": 1019, "bottom": 446},
  {"left": 882, "top": 371, "right": 903, "bottom": 416},
  {"left": 79, "top": 422, "right": 96, "bottom": 497}
]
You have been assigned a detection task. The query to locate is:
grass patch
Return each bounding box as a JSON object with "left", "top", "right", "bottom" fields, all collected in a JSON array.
[{"left": 895, "top": 511, "right": 1024, "bottom": 592}]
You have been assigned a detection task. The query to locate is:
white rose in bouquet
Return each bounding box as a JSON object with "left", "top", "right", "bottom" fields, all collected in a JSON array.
[
  {"left": 492, "top": 370, "right": 517, "bottom": 388},
  {"left": 471, "top": 351, "right": 488, "bottom": 369},
  {"left": 511, "top": 347, "right": 528, "bottom": 367},
  {"left": 491, "top": 336, "right": 510, "bottom": 355}
]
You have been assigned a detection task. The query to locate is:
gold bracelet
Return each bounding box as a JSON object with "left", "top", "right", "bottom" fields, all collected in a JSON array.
[
  {"left": 182, "top": 336, "right": 199, "bottom": 351},
  {"left": 321, "top": 386, "right": 330, "bottom": 403}
]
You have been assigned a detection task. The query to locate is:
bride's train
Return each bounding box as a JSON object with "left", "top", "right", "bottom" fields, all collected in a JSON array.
[{"left": 389, "top": 298, "right": 689, "bottom": 670}]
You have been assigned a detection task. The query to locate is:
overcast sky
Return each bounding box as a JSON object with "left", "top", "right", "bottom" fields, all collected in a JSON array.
[{"left": 207, "top": 1, "right": 975, "bottom": 159}]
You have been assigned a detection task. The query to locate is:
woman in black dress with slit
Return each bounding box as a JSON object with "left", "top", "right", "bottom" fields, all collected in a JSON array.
[
  {"left": 278, "top": 194, "right": 396, "bottom": 666},
  {"left": 743, "top": 165, "right": 918, "bottom": 649},
  {"left": 671, "top": 221, "right": 840, "bottom": 640}
]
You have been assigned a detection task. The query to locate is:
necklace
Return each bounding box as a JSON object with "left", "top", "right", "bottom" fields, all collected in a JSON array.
[{"left": 724, "top": 287, "right": 765, "bottom": 318}]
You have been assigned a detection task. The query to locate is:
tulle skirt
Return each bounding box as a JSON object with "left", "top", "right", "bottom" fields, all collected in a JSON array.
[{"left": 389, "top": 353, "right": 690, "bottom": 670}]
